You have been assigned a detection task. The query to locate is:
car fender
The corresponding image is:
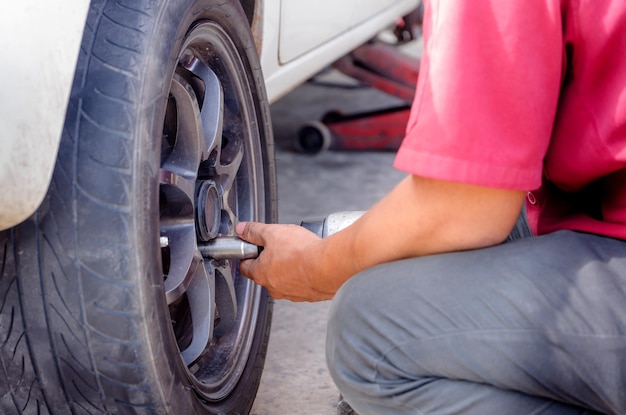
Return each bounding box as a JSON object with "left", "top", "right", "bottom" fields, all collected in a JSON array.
[{"left": 0, "top": 1, "right": 89, "bottom": 230}]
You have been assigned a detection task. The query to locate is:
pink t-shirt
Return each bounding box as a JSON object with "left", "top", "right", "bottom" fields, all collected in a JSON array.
[{"left": 394, "top": 0, "right": 626, "bottom": 240}]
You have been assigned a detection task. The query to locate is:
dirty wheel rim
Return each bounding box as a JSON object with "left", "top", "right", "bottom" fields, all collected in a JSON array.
[{"left": 158, "top": 21, "right": 265, "bottom": 400}]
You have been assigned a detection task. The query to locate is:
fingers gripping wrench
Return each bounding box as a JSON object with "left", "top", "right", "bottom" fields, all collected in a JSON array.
[
  {"left": 183, "top": 211, "right": 364, "bottom": 261},
  {"left": 198, "top": 237, "right": 261, "bottom": 260}
]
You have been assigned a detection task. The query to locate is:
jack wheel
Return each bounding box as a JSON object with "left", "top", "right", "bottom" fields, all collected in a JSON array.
[{"left": 295, "top": 121, "right": 332, "bottom": 155}]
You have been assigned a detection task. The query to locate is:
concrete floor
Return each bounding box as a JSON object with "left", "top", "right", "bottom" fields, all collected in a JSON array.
[{"left": 250, "top": 39, "right": 418, "bottom": 414}]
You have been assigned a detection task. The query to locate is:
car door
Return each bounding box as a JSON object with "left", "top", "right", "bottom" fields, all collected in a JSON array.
[{"left": 279, "top": 0, "right": 409, "bottom": 63}]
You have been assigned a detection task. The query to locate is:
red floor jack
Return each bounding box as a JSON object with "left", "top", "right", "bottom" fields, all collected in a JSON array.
[{"left": 295, "top": 24, "right": 421, "bottom": 154}]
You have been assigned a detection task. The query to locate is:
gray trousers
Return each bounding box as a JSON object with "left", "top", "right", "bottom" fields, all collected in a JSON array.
[{"left": 326, "top": 215, "right": 626, "bottom": 414}]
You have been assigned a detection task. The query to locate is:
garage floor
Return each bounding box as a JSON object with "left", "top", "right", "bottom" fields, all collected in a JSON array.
[{"left": 250, "top": 38, "right": 420, "bottom": 414}]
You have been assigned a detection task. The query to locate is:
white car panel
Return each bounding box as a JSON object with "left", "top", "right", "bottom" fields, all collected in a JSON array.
[
  {"left": 0, "top": 1, "right": 90, "bottom": 230},
  {"left": 278, "top": 1, "right": 354, "bottom": 63},
  {"left": 351, "top": 0, "right": 407, "bottom": 28},
  {"left": 278, "top": 0, "right": 414, "bottom": 64},
  {"left": 263, "top": 0, "right": 419, "bottom": 103}
]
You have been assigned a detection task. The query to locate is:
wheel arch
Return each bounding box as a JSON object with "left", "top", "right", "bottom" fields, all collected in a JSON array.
[{"left": 238, "top": 0, "right": 265, "bottom": 53}]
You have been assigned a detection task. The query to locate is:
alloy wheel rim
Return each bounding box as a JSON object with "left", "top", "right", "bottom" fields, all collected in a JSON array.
[{"left": 158, "top": 21, "right": 265, "bottom": 400}]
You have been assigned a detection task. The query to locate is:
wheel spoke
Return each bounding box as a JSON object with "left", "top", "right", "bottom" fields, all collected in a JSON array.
[
  {"left": 214, "top": 262, "right": 238, "bottom": 334},
  {"left": 186, "top": 59, "right": 225, "bottom": 159},
  {"left": 215, "top": 141, "right": 244, "bottom": 194},
  {"left": 180, "top": 253, "right": 216, "bottom": 365},
  {"left": 160, "top": 169, "right": 197, "bottom": 304},
  {"left": 161, "top": 223, "right": 197, "bottom": 305},
  {"left": 217, "top": 143, "right": 245, "bottom": 238},
  {"left": 162, "top": 73, "right": 203, "bottom": 179},
  {"left": 159, "top": 168, "right": 196, "bottom": 207}
]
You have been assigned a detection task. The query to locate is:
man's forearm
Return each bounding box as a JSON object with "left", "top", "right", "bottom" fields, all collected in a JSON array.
[{"left": 313, "top": 175, "right": 525, "bottom": 294}]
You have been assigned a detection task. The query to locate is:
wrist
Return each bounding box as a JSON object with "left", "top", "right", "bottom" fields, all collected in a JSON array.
[{"left": 310, "top": 233, "right": 361, "bottom": 297}]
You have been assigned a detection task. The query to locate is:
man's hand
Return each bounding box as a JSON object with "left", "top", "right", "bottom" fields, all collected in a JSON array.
[{"left": 236, "top": 222, "right": 335, "bottom": 302}]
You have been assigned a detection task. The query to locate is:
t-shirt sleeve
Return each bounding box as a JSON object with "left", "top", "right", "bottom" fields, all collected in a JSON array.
[{"left": 394, "top": 0, "right": 564, "bottom": 190}]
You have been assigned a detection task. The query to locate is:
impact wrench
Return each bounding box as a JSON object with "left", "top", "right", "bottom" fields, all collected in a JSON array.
[{"left": 196, "top": 211, "right": 365, "bottom": 261}]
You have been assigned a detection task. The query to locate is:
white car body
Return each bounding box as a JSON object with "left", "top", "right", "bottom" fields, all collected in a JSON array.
[{"left": 0, "top": 0, "right": 418, "bottom": 230}]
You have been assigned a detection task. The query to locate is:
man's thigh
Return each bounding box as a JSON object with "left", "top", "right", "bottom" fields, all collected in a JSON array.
[{"left": 327, "top": 231, "right": 626, "bottom": 414}]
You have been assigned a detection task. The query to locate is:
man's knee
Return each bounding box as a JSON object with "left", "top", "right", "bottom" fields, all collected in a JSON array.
[
  {"left": 326, "top": 270, "right": 382, "bottom": 393},
  {"left": 326, "top": 272, "right": 364, "bottom": 379}
]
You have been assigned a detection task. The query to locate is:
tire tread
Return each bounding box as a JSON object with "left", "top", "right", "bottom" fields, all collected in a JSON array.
[{"left": 0, "top": 232, "right": 50, "bottom": 415}]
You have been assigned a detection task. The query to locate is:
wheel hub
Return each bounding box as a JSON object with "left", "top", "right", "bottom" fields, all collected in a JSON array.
[{"left": 196, "top": 180, "right": 221, "bottom": 241}]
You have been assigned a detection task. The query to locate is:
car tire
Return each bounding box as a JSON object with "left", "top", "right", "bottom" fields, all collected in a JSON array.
[{"left": 0, "top": 0, "right": 276, "bottom": 414}]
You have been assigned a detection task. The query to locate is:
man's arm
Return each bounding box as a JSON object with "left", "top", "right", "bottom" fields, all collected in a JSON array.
[{"left": 237, "top": 174, "right": 525, "bottom": 302}]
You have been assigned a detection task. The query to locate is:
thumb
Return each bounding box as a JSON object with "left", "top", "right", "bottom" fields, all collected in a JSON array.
[{"left": 236, "top": 221, "right": 267, "bottom": 247}]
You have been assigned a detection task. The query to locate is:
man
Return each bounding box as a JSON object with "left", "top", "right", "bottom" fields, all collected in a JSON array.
[{"left": 236, "top": 0, "right": 626, "bottom": 413}]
